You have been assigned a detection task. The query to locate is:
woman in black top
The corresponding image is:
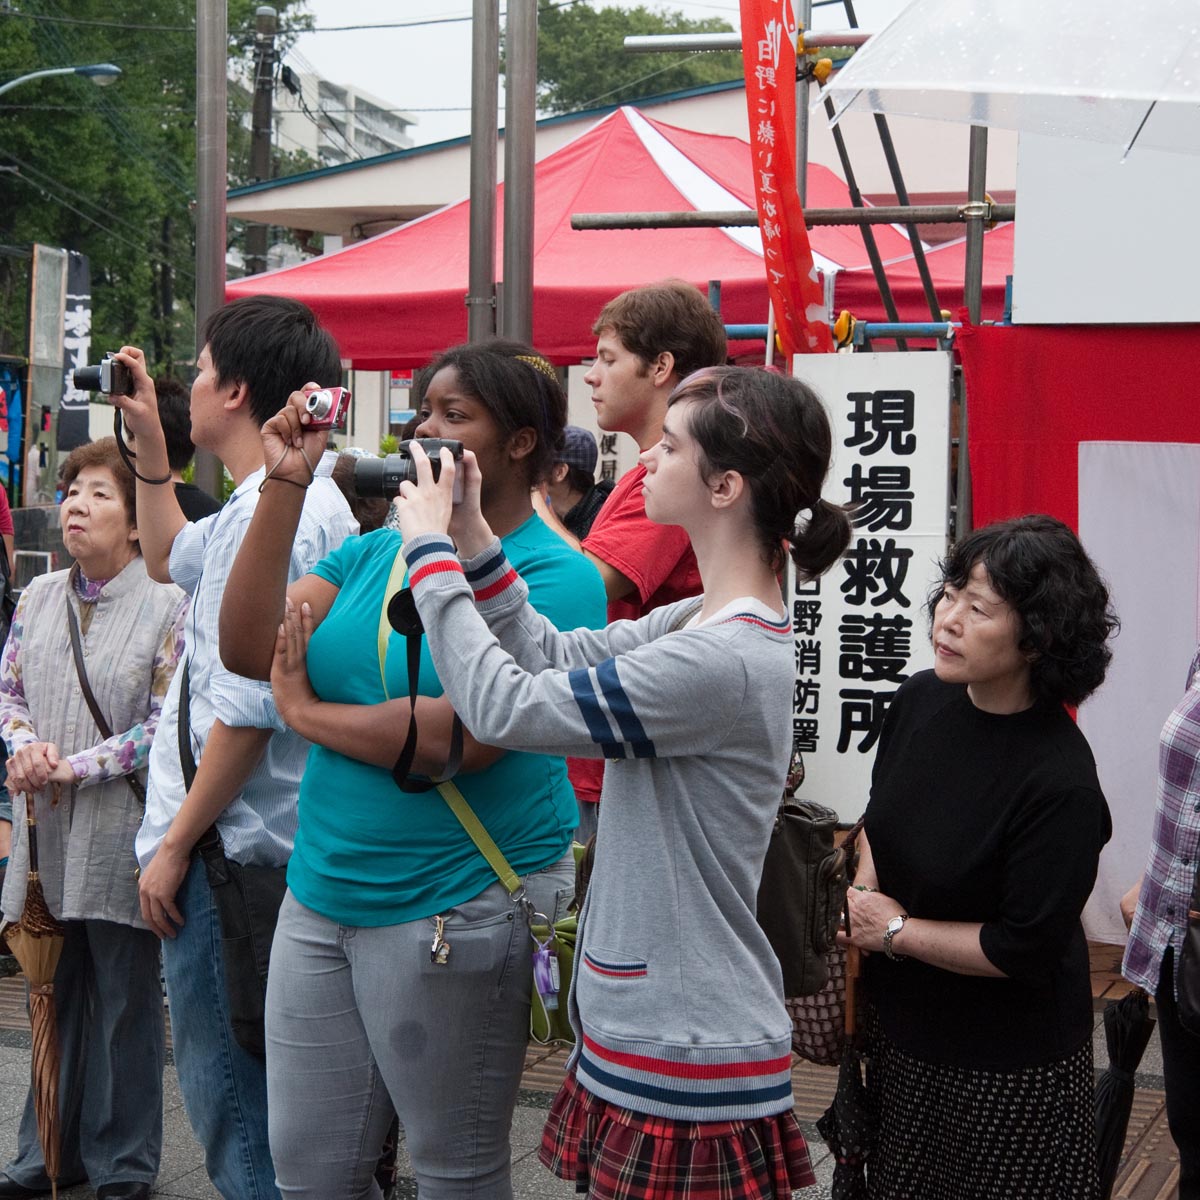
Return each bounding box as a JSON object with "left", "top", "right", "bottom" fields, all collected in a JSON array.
[{"left": 844, "top": 514, "right": 1118, "bottom": 1200}]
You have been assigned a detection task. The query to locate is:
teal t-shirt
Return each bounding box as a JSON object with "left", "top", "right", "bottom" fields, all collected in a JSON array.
[{"left": 288, "top": 514, "right": 607, "bottom": 926}]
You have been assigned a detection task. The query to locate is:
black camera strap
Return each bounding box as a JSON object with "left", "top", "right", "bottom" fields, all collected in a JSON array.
[
  {"left": 113, "top": 409, "right": 172, "bottom": 486},
  {"left": 378, "top": 549, "right": 464, "bottom": 792}
]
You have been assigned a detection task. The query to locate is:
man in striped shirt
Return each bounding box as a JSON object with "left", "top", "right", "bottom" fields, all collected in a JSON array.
[{"left": 113, "top": 298, "right": 357, "bottom": 1200}]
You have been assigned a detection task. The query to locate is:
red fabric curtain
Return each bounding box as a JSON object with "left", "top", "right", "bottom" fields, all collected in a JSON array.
[{"left": 958, "top": 322, "right": 1200, "bottom": 530}]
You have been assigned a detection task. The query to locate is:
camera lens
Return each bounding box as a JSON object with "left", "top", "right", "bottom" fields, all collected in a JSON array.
[
  {"left": 305, "top": 390, "right": 334, "bottom": 421},
  {"left": 73, "top": 366, "right": 103, "bottom": 391},
  {"left": 352, "top": 454, "right": 414, "bottom": 498}
]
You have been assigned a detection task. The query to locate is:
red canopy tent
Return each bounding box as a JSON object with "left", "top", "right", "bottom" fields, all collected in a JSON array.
[{"left": 227, "top": 106, "right": 1011, "bottom": 368}]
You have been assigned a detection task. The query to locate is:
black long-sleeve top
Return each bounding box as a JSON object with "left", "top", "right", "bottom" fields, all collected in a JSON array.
[{"left": 863, "top": 670, "right": 1111, "bottom": 1069}]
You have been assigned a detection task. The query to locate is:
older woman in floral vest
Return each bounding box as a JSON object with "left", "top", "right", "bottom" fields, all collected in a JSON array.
[{"left": 0, "top": 437, "right": 186, "bottom": 1200}]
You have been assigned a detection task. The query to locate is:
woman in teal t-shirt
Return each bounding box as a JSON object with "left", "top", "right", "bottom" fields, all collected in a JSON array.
[{"left": 222, "top": 340, "right": 607, "bottom": 1199}]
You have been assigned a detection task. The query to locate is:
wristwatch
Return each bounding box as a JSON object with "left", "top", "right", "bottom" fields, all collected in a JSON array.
[{"left": 883, "top": 914, "right": 909, "bottom": 961}]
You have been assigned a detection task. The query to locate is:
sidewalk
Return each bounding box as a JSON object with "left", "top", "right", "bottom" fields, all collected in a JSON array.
[{"left": 0, "top": 943, "right": 1182, "bottom": 1198}]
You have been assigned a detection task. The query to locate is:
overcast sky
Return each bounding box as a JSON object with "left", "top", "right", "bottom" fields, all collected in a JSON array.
[{"left": 290, "top": 0, "right": 910, "bottom": 147}]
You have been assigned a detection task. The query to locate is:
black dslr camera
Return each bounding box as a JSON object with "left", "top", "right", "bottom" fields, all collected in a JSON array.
[
  {"left": 73, "top": 353, "right": 134, "bottom": 396},
  {"left": 354, "top": 439, "right": 465, "bottom": 503}
]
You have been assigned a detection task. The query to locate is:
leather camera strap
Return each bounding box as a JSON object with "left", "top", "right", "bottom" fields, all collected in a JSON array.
[{"left": 65, "top": 574, "right": 146, "bottom": 805}]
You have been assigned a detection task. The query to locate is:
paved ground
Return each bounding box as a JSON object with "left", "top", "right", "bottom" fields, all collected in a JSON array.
[{"left": 0, "top": 944, "right": 1181, "bottom": 1198}]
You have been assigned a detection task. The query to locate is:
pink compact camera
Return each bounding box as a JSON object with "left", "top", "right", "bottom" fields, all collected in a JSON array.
[{"left": 304, "top": 386, "right": 352, "bottom": 430}]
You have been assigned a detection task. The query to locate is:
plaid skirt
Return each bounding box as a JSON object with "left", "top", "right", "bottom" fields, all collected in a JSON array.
[{"left": 539, "top": 1070, "right": 816, "bottom": 1200}]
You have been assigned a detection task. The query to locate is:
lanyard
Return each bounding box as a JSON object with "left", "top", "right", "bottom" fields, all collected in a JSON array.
[
  {"left": 378, "top": 539, "right": 518, "bottom": 894},
  {"left": 377, "top": 544, "right": 409, "bottom": 699},
  {"left": 377, "top": 538, "right": 463, "bottom": 792}
]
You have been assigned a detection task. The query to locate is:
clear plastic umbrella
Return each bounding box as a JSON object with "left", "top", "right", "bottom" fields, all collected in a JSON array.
[{"left": 819, "top": 0, "right": 1200, "bottom": 156}]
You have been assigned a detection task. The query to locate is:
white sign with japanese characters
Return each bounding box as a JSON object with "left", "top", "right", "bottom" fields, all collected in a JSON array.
[{"left": 788, "top": 352, "right": 953, "bottom": 819}]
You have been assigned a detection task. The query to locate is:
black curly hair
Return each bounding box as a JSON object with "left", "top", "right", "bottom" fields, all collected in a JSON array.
[{"left": 926, "top": 514, "right": 1119, "bottom": 707}]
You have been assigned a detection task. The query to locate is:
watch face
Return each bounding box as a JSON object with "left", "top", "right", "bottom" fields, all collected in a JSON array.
[{"left": 886, "top": 916, "right": 905, "bottom": 935}]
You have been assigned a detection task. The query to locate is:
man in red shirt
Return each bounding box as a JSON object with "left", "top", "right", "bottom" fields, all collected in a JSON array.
[{"left": 568, "top": 280, "right": 728, "bottom": 836}]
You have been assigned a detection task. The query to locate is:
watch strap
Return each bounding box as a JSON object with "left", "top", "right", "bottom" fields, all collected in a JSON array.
[{"left": 883, "top": 913, "right": 909, "bottom": 961}]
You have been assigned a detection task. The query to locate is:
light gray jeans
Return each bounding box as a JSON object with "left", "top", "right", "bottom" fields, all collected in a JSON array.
[{"left": 265, "top": 853, "right": 575, "bottom": 1199}]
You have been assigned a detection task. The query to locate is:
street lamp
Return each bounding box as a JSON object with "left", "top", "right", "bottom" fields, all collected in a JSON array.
[{"left": 0, "top": 63, "right": 121, "bottom": 99}]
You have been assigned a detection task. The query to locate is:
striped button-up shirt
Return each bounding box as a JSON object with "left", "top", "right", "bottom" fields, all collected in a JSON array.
[
  {"left": 1123, "top": 646, "right": 1200, "bottom": 1000},
  {"left": 136, "top": 455, "right": 357, "bottom": 869}
]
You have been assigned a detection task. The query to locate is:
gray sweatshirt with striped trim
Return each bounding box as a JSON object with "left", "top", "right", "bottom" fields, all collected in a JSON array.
[{"left": 404, "top": 532, "right": 797, "bottom": 1122}]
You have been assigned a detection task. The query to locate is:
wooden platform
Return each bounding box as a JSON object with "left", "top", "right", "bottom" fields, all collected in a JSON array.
[{"left": 0, "top": 945, "right": 1183, "bottom": 1198}]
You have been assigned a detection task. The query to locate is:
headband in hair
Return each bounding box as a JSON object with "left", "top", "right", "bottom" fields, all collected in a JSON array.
[{"left": 515, "top": 354, "right": 558, "bottom": 383}]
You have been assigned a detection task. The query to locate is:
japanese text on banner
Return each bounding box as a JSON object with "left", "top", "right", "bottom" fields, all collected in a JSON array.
[
  {"left": 789, "top": 354, "right": 950, "bottom": 818},
  {"left": 739, "top": 0, "right": 832, "bottom": 356}
]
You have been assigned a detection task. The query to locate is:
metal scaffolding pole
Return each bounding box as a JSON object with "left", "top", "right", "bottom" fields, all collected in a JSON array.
[
  {"left": 623, "top": 30, "right": 870, "bottom": 53},
  {"left": 872, "top": 115, "right": 942, "bottom": 320},
  {"left": 570, "top": 203, "right": 1014, "bottom": 230},
  {"left": 964, "top": 127, "right": 988, "bottom": 324},
  {"left": 957, "top": 124, "right": 988, "bottom": 540},
  {"left": 826, "top": 95, "right": 909, "bottom": 347},
  {"left": 796, "top": 0, "right": 813, "bottom": 208},
  {"left": 467, "top": 0, "right": 500, "bottom": 342},
  {"left": 501, "top": 0, "right": 536, "bottom": 343},
  {"left": 194, "top": 0, "right": 226, "bottom": 498}
]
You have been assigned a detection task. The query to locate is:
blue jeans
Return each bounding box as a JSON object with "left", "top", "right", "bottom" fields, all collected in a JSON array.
[
  {"left": 5, "top": 919, "right": 164, "bottom": 1189},
  {"left": 266, "top": 854, "right": 576, "bottom": 1199},
  {"left": 162, "top": 857, "right": 279, "bottom": 1200}
]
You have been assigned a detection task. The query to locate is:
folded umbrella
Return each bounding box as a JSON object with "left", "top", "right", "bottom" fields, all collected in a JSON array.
[
  {"left": 1, "top": 790, "right": 68, "bottom": 1199},
  {"left": 816, "top": 944, "right": 874, "bottom": 1200},
  {"left": 1095, "top": 987, "right": 1156, "bottom": 1200}
]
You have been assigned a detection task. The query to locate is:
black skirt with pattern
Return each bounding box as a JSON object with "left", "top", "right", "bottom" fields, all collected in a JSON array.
[{"left": 866, "top": 1020, "right": 1099, "bottom": 1200}]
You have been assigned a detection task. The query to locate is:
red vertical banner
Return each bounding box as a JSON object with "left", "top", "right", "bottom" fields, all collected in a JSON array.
[{"left": 740, "top": 0, "right": 832, "bottom": 355}]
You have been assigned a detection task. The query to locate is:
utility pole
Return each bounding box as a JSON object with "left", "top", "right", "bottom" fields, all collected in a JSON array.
[
  {"left": 501, "top": 0, "right": 536, "bottom": 344},
  {"left": 194, "top": 0, "right": 227, "bottom": 498},
  {"left": 244, "top": 6, "right": 278, "bottom": 277},
  {"left": 466, "top": 0, "right": 499, "bottom": 342}
]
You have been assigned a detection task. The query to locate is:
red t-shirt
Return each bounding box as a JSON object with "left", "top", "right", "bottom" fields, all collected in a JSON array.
[
  {"left": 0, "top": 487, "right": 13, "bottom": 538},
  {"left": 582, "top": 464, "right": 702, "bottom": 621},
  {"left": 569, "top": 464, "right": 702, "bottom": 804}
]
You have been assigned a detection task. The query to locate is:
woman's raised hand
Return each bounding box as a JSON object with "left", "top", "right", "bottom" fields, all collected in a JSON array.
[
  {"left": 394, "top": 442, "right": 458, "bottom": 541},
  {"left": 270, "top": 597, "right": 318, "bottom": 725},
  {"left": 446, "top": 450, "right": 493, "bottom": 557},
  {"left": 260, "top": 386, "right": 330, "bottom": 487}
]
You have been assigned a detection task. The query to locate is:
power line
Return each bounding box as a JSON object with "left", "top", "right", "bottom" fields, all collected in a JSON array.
[
  {"left": 26, "top": 1, "right": 195, "bottom": 198},
  {"left": 0, "top": 10, "right": 195, "bottom": 31},
  {"left": 5, "top": 171, "right": 196, "bottom": 285},
  {"left": 575, "top": 51, "right": 730, "bottom": 110},
  {"left": 0, "top": 0, "right": 585, "bottom": 36},
  {"left": 2, "top": 150, "right": 188, "bottom": 253}
]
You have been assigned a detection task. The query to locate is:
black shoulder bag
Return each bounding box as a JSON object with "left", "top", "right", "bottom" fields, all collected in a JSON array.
[
  {"left": 180, "top": 660, "right": 288, "bottom": 1059},
  {"left": 1178, "top": 862, "right": 1200, "bottom": 1036},
  {"left": 0, "top": 539, "right": 16, "bottom": 653},
  {"left": 65, "top": 593, "right": 146, "bottom": 805}
]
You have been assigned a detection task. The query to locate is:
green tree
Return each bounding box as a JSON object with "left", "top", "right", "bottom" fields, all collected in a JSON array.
[
  {"left": 525, "top": 1, "right": 741, "bottom": 116},
  {"left": 0, "top": 0, "right": 309, "bottom": 373}
]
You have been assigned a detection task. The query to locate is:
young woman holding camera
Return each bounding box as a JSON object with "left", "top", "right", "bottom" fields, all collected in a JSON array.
[
  {"left": 220, "top": 338, "right": 606, "bottom": 1199},
  {"left": 383, "top": 365, "right": 851, "bottom": 1200}
]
